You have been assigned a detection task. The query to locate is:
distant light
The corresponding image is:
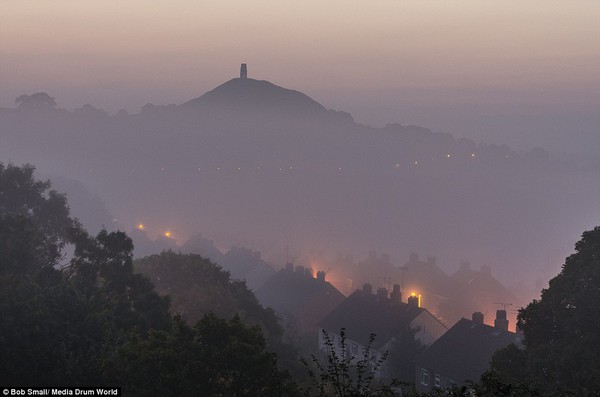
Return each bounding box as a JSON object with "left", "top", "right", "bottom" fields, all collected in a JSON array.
[
  {"left": 237, "top": 167, "right": 241, "bottom": 171},
  {"left": 394, "top": 163, "right": 400, "bottom": 168},
  {"left": 338, "top": 167, "right": 342, "bottom": 171},
  {"left": 164, "top": 231, "right": 171, "bottom": 238},
  {"left": 413, "top": 161, "right": 418, "bottom": 165},
  {"left": 471, "top": 153, "right": 476, "bottom": 158},
  {"left": 505, "top": 155, "right": 509, "bottom": 158},
  {"left": 137, "top": 224, "right": 144, "bottom": 230},
  {"left": 217, "top": 167, "right": 221, "bottom": 171},
  {"left": 446, "top": 154, "right": 451, "bottom": 158}
]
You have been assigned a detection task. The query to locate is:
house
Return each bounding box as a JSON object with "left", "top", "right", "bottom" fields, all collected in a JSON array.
[
  {"left": 415, "top": 311, "right": 523, "bottom": 391},
  {"left": 255, "top": 263, "right": 346, "bottom": 336},
  {"left": 318, "top": 283, "right": 448, "bottom": 378},
  {"left": 443, "top": 261, "right": 523, "bottom": 329}
]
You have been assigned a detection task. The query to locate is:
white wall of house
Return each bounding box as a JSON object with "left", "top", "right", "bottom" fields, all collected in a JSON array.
[{"left": 411, "top": 311, "right": 447, "bottom": 346}]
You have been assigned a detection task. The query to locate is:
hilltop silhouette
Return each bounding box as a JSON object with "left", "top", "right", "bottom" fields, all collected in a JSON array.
[{"left": 180, "top": 77, "right": 330, "bottom": 117}]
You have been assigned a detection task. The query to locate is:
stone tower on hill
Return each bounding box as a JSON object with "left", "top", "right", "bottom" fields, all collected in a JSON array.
[{"left": 240, "top": 63, "right": 247, "bottom": 79}]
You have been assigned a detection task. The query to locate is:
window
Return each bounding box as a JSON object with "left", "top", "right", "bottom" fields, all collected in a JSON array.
[
  {"left": 434, "top": 374, "right": 440, "bottom": 387},
  {"left": 421, "top": 369, "right": 429, "bottom": 386}
]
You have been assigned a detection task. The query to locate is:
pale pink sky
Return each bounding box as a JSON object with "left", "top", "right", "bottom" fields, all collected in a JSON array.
[{"left": 1, "top": 1, "right": 599, "bottom": 153}]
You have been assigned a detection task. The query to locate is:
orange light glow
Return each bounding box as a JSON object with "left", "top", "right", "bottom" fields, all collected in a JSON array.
[
  {"left": 164, "top": 231, "right": 171, "bottom": 238},
  {"left": 137, "top": 224, "right": 144, "bottom": 230}
]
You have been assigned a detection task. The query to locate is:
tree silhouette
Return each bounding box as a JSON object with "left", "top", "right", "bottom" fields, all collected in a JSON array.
[{"left": 490, "top": 226, "right": 600, "bottom": 395}]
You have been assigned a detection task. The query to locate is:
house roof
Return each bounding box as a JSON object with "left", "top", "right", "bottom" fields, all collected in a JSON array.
[
  {"left": 451, "top": 268, "right": 521, "bottom": 306},
  {"left": 415, "top": 318, "right": 521, "bottom": 384},
  {"left": 255, "top": 267, "right": 346, "bottom": 333},
  {"left": 319, "top": 289, "right": 426, "bottom": 349}
]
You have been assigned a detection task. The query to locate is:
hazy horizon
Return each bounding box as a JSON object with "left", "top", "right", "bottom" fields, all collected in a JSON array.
[{"left": 2, "top": 1, "right": 599, "bottom": 155}]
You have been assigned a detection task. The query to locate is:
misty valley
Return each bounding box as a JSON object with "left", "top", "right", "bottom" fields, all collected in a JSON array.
[{"left": 1, "top": 69, "right": 599, "bottom": 396}]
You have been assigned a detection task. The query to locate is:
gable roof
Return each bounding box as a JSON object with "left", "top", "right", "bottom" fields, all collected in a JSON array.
[
  {"left": 256, "top": 267, "right": 346, "bottom": 333},
  {"left": 416, "top": 318, "right": 521, "bottom": 383},
  {"left": 319, "top": 289, "right": 426, "bottom": 349}
]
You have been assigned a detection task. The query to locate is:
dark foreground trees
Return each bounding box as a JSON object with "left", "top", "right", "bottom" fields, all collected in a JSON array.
[
  {"left": 489, "top": 226, "right": 600, "bottom": 396},
  {"left": 107, "top": 314, "right": 293, "bottom": 396},
  {"left": 0, "top": 163, "right": 295, "bottom": 395}
]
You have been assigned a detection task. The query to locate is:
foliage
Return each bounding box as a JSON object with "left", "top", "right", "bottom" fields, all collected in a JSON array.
[
  {"left": 0, "top": 163, "right": 298, "bottom": 393},
  {"left": 385, "top": 324, "right": 425, "bottom": 383},
  {"left": 134, "top": 251, "right": 302, "bottom": 375},
  {"left": 106, "top": 314, "right": 299, "bottom": 396},
  {"left": 490, "top": 226, "right": 600, "bottom": 396},
  {"left": 14, "top": 92, "right": 57, "bottom": 111},
  {"left": 301, "top": 329, "right": 399, "bottom": 397},
  {"left": 0, "top": 163, "right": 78, "bottom": 271}
]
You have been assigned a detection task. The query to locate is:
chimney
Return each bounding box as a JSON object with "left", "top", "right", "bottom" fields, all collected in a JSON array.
[
  {"left": 316, "top": 271, "right": 326, "bottom": 282},
  {"left": 240, "top": 63, "right": 247, "bottom": 79},
  {"left": 390, "top": 284, "right": 402, "bottom": 305},
  {"left": 472, "top": 312, "right": 484, "bottom": 324},
  {"left": 376, "top": 287, "right": 388, "bottom": 300},
  {"left": 407, "top": 295, "right": 419, "bottom": 307},
  {"left": 494, "top": 309, "right": 509, "bottom": 331},
  {"left": 363, "top": 283, "right": 372, "bottom": 295}
]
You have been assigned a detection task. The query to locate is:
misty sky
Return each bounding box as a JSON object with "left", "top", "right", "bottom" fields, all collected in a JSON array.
[{"left": 1, "top": 1, "right": 599, "bottom": 155}]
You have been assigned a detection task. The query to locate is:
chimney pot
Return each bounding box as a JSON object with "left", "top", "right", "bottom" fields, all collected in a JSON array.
[
  {"left": 494, "top": 309, "right": 509, "bottom": 331},
  {"left": 376, "top": 287, "right": 388, "bottom": 299},
  {"left": 472, "top": 312, "right": 484, "bottom": 324},
  {"left": 317, "top": 270, "right": 326, "bottom": 282},
  {"left": 390, "top": 284, "right": 402, "bottom": 305},
  {"left": 407, "top": 295, "right": 419, "bottom": 307}
]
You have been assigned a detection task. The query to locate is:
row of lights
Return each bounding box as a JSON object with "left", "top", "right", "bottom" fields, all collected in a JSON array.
[
  {"left": 153, "top": 153, "right": 490, "bottom": 172},
  {"left": 137, "top": 223, "right": 172, "bottom": 238},
  {"left": 88, "top": 153, "right": 517, "bottom": 174}
]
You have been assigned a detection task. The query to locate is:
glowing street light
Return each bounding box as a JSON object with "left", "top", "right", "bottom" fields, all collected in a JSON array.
[{"left": 137, "top": 224, "right": 144, "bottom": 230}]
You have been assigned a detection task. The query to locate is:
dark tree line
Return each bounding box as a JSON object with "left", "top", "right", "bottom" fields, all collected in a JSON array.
[{"left": 0, "top": 163, "right": 297, "bottom": 395}]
